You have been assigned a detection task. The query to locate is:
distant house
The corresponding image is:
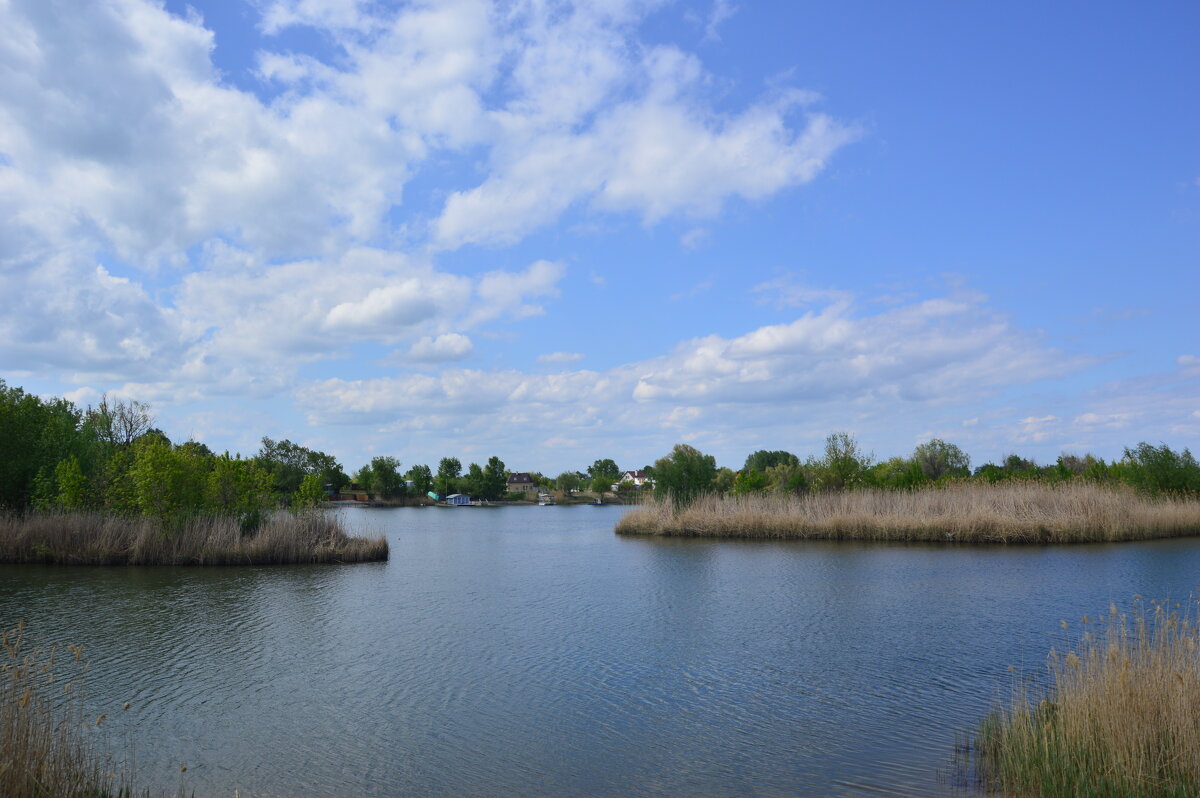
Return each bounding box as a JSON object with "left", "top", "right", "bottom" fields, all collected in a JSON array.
[
  {"left": 507, "top": 472, "right": 537, "bottom": 495},
  {"left": 619, "top": 470, "right": 652, "bottom": 488},
  {"left": 445, "top": 494, "right": 471, "bottom": 506}
]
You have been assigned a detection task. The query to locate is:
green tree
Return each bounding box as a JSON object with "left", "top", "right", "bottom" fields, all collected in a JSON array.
[
  {"left": 434, "top": 457, "right": 462, "bottom": 497},
  {"left": 367, "top": 456, "right": 405, "bottom": 498},
  {"left": 257, "top": 437, "right": 347, "bottom": 495},
  {"left": 587, "top": 459, "right": 621, "bottom": 481},
  {"left": 872, "top": 456, "right": 927, "bottom": 490},
  {"left": 765, "top": 463, "right": 808, "bottom": 495},
  {"left": 54, "top": 456, "right": 89, "bottom": 510},
  {"left": 913, "top": 439, "right": 970, "bottom": 481},
  {"left": 652, "top": 444, "right": 717, "bottom": 507},
  {"left": 732, "top": 469, "right": 772, "bottom": 494},
  {"left": 815, "top": 432, "right": 873, "bottom": 491},
  {"left": 555, "top": 471, "right": 582, "bottom": 492},
  {"left": 481, "top": 456, "right": 508, "bottom": 501},
  {"left": 293, "top": 473, "right": 326, "bottom": 510},
  {"left": 1121, "top": 442, "right": 1200, "bottom": 495},
  {"left": 407, "top": 464, "right": 434, "bottom": 495},
  {"left": 130, "top": 437, "right": 209, "bottom": 524},
  {"left": 742, "top": 449, "right": 799, "bottom": 473},
  {"left": 464, "top": 463, "right": 486, "bottom": 497},
  {"left": 590, "top": 474, "right": 615, "bottom": 495},
  {"left": 207, "top": 454, "right": 273, "bottom": 532}
]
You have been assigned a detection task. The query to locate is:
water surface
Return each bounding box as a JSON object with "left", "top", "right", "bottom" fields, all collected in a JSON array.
[{"left": 3, "top": 505, "right": 1199, "bottom": 796}]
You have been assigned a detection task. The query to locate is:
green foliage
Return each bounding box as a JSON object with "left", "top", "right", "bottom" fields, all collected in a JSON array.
[
  {"left": 590, "top": 474, "right": 614, "bottom": 494},
  {"left": 206, "top": 454, "right": 273, "bottom": 525},
  {"left": 732, "top": 469, "right": 772, "bottom": 494},
  {"left": 555, "top": 471, "right": 583, "bottom": 492},
  {"left": 1121, "top": 442, "right": 1200, "bottom": 496},
  {"left": 464, "top": 463, "right": 486, "bottom": 498},
  {"left": 356, "top": 456, "right": 405, "bottom": 498},
  {"left": 435, "top": 457, "right": 462, "bottom": 497},
  {"left": 587, "top": 458, "right": 621, "bottom": 481},
  {"left": 872, "top": 456, "right": 928, "bottom": 490},
  {"left": 407, "top": 464, "right": 434, "bottom": 495},
  {"left": 742, "top": 449, "right": 799, "bottom": 473},
  {"left": 766, "top": 463, "right": 809, "bottom": 495},
  {"left": 130, "top": 436, "right": 209, "bottom": 524},
  {"left": 481, "top": 456, "right": 508, "bottom": 501},
  {"left": 293, "top": 473, "right": 327, "bottom": 510},
  {"left": 652, "top": 443, "right": 717, "bottom": 506},
  {"left": 712, "top": 467, "right": 736, "bottom": 494},
  {"left": 814, "top": 432, "right": 873, "bottom": 491},
  {"left": 54, "top": 456, "right": 89, "bottom": 510},
  {"left": 257, "top": 437, "right": 347, "bottom": 495},
  {"left": 913, "top": 438, "right": 970, "bottom": 481}
]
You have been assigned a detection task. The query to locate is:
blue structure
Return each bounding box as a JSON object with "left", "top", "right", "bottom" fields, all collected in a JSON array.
[{"left": 445, "top": 494, "right": 471, "bottom": 506}]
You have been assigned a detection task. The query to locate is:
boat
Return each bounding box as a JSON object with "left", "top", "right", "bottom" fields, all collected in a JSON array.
[{"left": 537, "top": 493, "right": 555, "bottom": 506}]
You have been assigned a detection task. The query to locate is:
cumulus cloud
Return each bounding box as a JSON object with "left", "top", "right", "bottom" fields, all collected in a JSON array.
[
  {"left": 405, "top": 333, "right": 475, "bottom": 363},
  {"left": 299, "top": 289, "right": 1091, "bottom": 435}
]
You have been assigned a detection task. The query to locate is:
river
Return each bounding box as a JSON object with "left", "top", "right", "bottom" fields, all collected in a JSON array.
[{"left": 2, "top": 504, "right": 1198, "bottom": 796}]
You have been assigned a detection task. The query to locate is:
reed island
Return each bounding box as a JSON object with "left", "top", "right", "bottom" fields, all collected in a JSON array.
[
  {"left": 0, "top": 381, "right": 385, "bottom": 566},
  {"left": 616, "top": 437, "right": 1200, "bottom": 544}
]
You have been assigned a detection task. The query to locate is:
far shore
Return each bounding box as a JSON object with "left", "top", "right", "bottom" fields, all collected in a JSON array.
[{"left": 615, "top": 482, "right": 1200, "bottom": 544}]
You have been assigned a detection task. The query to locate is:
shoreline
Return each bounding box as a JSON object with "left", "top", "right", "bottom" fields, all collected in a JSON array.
[{"left": 615, "top": 482, "right": 1200, "bottom": 544}]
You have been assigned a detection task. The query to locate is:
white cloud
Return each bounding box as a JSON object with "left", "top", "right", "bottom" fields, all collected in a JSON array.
[
  {"left": 299, "top": 289, "right": 1091, "bottom": 438},
  {"left": 406, "top": 333, "right": 474, "bottom": 363},
  {"left": 538, "top": 352, "right": 585, "bottom": 365}
]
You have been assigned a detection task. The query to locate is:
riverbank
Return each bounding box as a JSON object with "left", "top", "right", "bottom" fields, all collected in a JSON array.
[
  {"left": 614, "top": 483, "right": 1200, "bottom": 543},
  {"left": 0, "top": 511, "right": 388, "bottom": 565},
  {"left": 972, "top": 597, "right": 1200, "bottom": 796}
]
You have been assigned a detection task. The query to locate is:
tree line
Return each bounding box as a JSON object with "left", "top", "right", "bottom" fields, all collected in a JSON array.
[
  {"left": 648, "top": 434, "right": 1200, "bottom": 507},
  {"left": 5, "top": 379, "right": 1195, "bottom": 521}
]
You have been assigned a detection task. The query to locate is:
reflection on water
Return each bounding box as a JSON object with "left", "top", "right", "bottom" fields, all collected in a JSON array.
[{"left": 2, "top": 505, "right": 1199, "bottom": 796}]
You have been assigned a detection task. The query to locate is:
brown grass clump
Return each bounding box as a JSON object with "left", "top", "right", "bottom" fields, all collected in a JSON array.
[
  {"left": 0, "top": 622, "right": 131, "bottom": 797},
  {"left": 0, "top": 512, "right": 388, "bottom": 565},
  {"left": 615, "top": 482, "right": 1200, "bottom": 544},
  {"left": 973, "top": 598, "right": 1200, "bottom": 797}
]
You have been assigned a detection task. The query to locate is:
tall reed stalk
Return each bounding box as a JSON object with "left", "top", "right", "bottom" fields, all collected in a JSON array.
[
  {"left": 615, "top": 482, "right": 1200, "bottom": 543},
  {"left": 973, "top": 598, "right": 1200, "bottom": 797},
  {"left": 0, "top": 511, "right": 387, "bottom": 565},
  {"left": 0, "top": 623, "right": 131, "bottom": 797}
]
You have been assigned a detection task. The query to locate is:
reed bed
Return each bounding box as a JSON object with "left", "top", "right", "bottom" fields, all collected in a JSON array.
[
  {"left": 0, "top": 512, "right": 388, "bottom": 565},
  {"left": 973, "top": 598, "right": 1200, "bottom": 797},
  {"left": 615, "top": 482, "right": 1200, "bottom": 543},
  {"left": 0, "top": 622, "right": 131, "bottom": 797}
]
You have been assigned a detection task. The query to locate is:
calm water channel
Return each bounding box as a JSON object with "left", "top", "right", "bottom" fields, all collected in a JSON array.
[{"left": 3, "top": 505, "right": 1200, "bottom": 796}]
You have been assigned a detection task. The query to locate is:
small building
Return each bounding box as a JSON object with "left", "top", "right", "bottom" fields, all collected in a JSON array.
[
  {"left": 445, "top": 494, "right": 471, "bottom": 506},
  {"left": 506, "top": 472, "right": 537, "bottom": 495},
  {"left": 619, "top": 470, "right": 652, "bottom": 488}
]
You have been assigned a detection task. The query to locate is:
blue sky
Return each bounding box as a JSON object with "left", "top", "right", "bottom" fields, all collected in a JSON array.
[{"left": 1, "top": 0, "right": 1196, "bottom": 476}]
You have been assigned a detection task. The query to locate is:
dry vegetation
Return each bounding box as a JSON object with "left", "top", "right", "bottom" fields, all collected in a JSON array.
[
  {"left": 0, "top": 512, "right": 388, "bottom": 565},
  {"left": 615, "top": 482, "right": 1200, "bottom": 543},
  {"left": 1, "top": 623, "right": 131, "bottom": 798},
  {"left": 973, "top": 598, "right": 1200, "bottom": 797}
]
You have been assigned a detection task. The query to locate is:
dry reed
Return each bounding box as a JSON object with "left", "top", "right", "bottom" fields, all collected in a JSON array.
[
  {"left": 0, "top": 622, "right": 131, "bottom": 797},
  {"left": 973, "top": 598, "right": 1200, "bottom": 797},
  {"left": 0, "top": 512, "right": 388, "bottom": 565},
  {"left": 614, "top": 482, "right": 1200, "bottom": 544}
]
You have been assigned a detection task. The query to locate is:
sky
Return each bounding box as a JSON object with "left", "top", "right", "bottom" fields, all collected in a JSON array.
[{"left": 1, "top": 0, "right": 1197, "bottom": 476}]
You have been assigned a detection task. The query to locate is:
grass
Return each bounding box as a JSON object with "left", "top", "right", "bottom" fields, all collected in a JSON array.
[
  {"left": 614, "top": 482, "right": 1200, "bottom": 544},
  {"left": 1, "top": 622, "right": 134, "bottom": 797},
  {"left": 0, "top": 511, "right": 388, "bottom": 565},
  {"left": 971, "top": 598, "right": 1200, "bottom": 797}
]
